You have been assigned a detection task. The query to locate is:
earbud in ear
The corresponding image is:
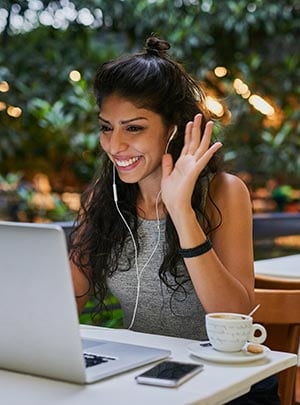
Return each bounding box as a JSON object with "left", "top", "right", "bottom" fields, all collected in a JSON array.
[
  {"left": 165, "top": 125, "right": 178, "bottom": 153},
  {"left": 169, "top": 125, "right": 178, "bottom": 142}
]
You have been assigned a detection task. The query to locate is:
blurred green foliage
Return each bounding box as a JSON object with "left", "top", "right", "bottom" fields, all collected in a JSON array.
[
  {"left": 0, "top": 0, "right": 300, "bottom": 191},
  {"left": 79, "top": 295, "right": 123, "bottom": 328},
  {"left": 0, "top": 171, "right": 78, "bottom": 221}
]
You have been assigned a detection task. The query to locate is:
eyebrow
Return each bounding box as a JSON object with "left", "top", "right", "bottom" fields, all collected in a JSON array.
[{"left": 98, "top": 115, "right": 148, "bottom": 125}]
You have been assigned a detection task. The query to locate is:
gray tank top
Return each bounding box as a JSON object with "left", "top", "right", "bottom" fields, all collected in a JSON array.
[
  {"left": 107, "top": 217, "right": 208, "bottom": 340},
  {"left": 107, "top": 173, "right": 212, "bottom": 340}
]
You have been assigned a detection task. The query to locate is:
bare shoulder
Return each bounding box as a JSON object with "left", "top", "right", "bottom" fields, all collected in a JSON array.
[
  {"left": 207, "top": 172, "right": 252, "bottom": 215},
  {"left": 211, "top": 172, "right": 250, "bottom": 197}
]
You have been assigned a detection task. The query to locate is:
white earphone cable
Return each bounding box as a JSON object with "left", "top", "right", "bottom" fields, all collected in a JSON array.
[{"left": 113, "top": 165, "right": 161, "bottom": 329}]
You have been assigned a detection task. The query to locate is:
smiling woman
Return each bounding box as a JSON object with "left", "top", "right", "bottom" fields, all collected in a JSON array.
[
  {"left": 69, "top": 34, "right": 254, "bottom": 336},
  {"left": 68, "top": 35, "right": 280, "bottom": 404}
]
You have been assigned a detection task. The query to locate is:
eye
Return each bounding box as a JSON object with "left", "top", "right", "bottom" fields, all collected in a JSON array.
[
  {"left": 99, "top": 124, "right": 112, "bottom": 133},
  {"left": 126, "top": 125, "right": 144, "bottom": 132}
]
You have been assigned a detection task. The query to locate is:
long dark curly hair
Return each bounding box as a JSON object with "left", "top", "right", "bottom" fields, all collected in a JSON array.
[{"left": 69, "top": 36, "right": 224, "bottom": 313}]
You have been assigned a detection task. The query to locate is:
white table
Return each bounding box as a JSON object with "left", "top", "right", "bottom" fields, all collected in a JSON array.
[
  {"left": 0, "top": 325, "right": 297, "bottom": 405},
  {"left": 254, "top": 254, "right": 300, "bottom": 279}
]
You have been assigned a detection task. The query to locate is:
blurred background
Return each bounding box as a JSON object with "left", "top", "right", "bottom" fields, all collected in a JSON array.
[
  {"left": 0, "top": 0, "right": 300, "bottom": 224},
  {"left": 1, "top": 0, "right": 300, "bottom": 331}
]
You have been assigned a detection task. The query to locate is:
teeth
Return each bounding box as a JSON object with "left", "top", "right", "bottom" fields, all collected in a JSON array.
[{"left": 115, "top": 157, "right": 140, "bottom": 167}]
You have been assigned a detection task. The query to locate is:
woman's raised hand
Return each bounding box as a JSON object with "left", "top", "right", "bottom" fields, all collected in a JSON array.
[{"left": 161, "top": 114, "right": 222, "bottom": 215}]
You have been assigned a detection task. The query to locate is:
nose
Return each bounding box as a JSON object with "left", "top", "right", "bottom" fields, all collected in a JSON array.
[{"left": 105, "top": 129, "right": 128, "bottom": 155}]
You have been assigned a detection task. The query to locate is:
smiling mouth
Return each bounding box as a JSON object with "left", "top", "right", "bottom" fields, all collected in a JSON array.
[{"left": 115, "top": 156, "right": 141, "bottom": 167}]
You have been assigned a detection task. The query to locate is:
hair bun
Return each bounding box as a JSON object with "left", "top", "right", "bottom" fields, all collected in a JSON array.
[{"left": 145, "top": 36, "right": 171, "bottom": 56}]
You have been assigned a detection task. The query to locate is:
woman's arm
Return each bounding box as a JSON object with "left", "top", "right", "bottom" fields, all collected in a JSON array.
[
  {"left": 161, "top": 114, "right": 254, "bottom": 313},
  {"left": 70, "top": 259, "right": 92, "bottom": 314},
  {"left": 169, "top": 172, "right": 254, "bottom": 314}
]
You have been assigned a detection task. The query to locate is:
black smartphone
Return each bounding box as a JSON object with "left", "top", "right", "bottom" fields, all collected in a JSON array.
[{"left": 135, "top": 360, "right": 204, "bottom": 387}]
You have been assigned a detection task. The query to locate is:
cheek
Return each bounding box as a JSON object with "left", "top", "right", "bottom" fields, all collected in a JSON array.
[{"left": 99, "top": 135, "right": 108, "bottom": 152}]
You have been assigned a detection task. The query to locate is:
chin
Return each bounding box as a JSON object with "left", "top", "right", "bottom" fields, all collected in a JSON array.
[{"left": 117, "top": 172, "right": 140, "bottom": 184}]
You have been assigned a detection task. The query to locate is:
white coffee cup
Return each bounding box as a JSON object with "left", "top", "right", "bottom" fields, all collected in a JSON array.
[{"left": 205, "top": 312, "right": 267, "bottom": 352}]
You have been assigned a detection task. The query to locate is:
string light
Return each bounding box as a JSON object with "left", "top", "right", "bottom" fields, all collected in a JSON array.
[
  {"left": 205, "top": 96, "right": 224, "bottom": 117},
  {"left": 233, "top": 77, "right": 275, "bottom": 116},
  {"left": 233, "top": 78, "right": 250, "bottom": 97},
  {"left": 69, "top": 70, "right": 81, "bottom": 82},
  {"left": 214, "top": 66, "right": 227, "bottom": 78},
  {"left": 0, "top": 81, "right": 9, "bottom": 92},
  {"left": 7, "top": 106, "right": 22, "bottom": 118},
  {"left": 248, "top": 95, "right": 275, "bottom": 116}
]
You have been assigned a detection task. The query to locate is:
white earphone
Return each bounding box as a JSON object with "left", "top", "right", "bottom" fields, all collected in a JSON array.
[
  {"left": 165, "top": 125, "right": 178, "bottom": 154},
  {"left": 111, "top": 123, "right": 177, "bottom": 328},
  {"left": 112, "top": 165, "right": 161, "bottom": 329}
]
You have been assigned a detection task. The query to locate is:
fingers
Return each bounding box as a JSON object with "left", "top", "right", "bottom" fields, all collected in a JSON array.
[
  {"left": 181, "top": 114, "right": 222, "bottom": 170},
  {"left": 186, "top": 113, "right": 202, "bottom": 154},
  {"left": 181, "top": 121, "right": 193, "bottom": 155},
  {"left": 182, "top": 113, "right": 215, "bottom": 156},
  {"left": 195, "top": 141, "right": 223, "bottom": 169},
  {"left": 161, "top": 153, "right": 174, "bottom": 180},
  {"left": 194, "top": 120, "right": 214, "bottom": 159}
]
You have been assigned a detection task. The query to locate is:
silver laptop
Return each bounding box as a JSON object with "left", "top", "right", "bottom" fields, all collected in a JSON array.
[{"left": 0, "top": 221, "right": 170, "bottom": 384}]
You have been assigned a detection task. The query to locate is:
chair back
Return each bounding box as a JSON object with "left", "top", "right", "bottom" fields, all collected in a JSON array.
[
  {"left": 255, "top": 274, "right": 300, "bottom": 290},
  {"left": 254, "top": 288, "right": 300, "bottom": 405}
]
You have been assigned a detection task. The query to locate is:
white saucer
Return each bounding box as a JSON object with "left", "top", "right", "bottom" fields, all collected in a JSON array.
[{"left": 187, "top": 342, "right": 269, "bottom": 364}]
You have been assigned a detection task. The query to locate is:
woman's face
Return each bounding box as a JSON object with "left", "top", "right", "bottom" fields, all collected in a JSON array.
[{"left": 99, "top": 94, "right": 170, "bottom": 187}]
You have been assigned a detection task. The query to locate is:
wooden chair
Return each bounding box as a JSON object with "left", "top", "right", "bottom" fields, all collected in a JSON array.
[
  {"left": 254, "top": 288, "right": 300, "bottom": 405},
  {"left": 255, "top": 274, "right": 300, "bottom": 290}
]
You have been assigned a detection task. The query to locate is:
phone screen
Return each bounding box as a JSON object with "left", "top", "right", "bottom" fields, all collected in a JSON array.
[{"left": 135, "top": 361, "right": 203, "bottom": 387}]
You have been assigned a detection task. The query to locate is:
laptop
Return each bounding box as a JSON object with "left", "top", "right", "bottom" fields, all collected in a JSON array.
[{"left": 0, "top": 221, "right": 171, "bottom": 384}]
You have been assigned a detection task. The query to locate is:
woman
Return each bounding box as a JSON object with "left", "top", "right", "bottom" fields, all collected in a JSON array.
[
  {"left": 70, "top": 35, "right": 254, "bottom": 338},
  {"left": 70, "top": 36, "right": 280, "bottom": 405}
]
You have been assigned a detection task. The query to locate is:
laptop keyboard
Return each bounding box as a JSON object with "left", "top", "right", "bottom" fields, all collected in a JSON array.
[{"left": 84, "top": 352, "right": 116, "bottom": 368}]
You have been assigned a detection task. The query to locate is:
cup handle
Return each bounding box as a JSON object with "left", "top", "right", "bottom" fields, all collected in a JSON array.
[{"left": 249, "top": 323, "right": 267, "bottom": 344}]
